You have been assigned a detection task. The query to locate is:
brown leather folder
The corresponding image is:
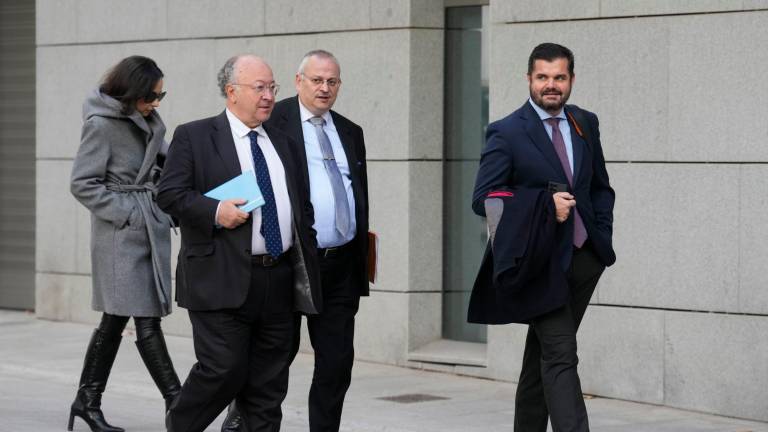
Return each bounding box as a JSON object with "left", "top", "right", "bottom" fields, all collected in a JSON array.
[{"left": 367, "top": 231, "right": 378, "bottom": 284}]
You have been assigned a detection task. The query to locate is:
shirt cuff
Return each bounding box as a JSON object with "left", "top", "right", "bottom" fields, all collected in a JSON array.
[{"left": 214, "top": 201, "right": 222, "bottom": 228}]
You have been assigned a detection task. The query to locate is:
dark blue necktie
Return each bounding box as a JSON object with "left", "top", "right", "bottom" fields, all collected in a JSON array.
[{"left": 248, "top": 130, "right": 283, "bottom": 257}]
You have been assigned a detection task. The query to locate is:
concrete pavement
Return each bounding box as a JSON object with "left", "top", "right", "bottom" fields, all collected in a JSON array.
[{"left": 1, "top": 310, "right": 765, "bottom": 432}]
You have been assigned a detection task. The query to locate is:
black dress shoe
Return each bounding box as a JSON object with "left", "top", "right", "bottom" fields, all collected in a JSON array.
[{"left": 221, "top": 403, "right": 242, "bottom": 432}]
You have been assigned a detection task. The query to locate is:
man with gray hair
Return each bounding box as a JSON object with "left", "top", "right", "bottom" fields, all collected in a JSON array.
[
  {"left": 157, "top": 54, "right": 321, "bottom": 432},
  {"left": 222, "top": 49, "right": 368, "bottom": 432}
]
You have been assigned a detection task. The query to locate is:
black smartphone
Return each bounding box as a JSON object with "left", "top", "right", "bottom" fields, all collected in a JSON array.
[{"left": 548, "top": 181, "right": 568, "bottom": 194}]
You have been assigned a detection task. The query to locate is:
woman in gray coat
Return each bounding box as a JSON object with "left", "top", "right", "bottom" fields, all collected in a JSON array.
[{"left": 69, "top": 56, "right": 179, "bottom": 432}]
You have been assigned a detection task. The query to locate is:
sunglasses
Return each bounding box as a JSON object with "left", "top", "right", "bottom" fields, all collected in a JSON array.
[{"left": 143, "top": 91, "right": 167, "bottom": 103}]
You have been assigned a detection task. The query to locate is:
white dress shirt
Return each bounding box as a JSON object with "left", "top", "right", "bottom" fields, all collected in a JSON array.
[{"left": 225, "top": 108, "right": 293, "bottom": 254}]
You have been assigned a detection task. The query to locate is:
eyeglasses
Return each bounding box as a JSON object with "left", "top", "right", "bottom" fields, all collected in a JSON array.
[
  {"left": 301, "top": 74, "right": 341, "bottom": 89},
  {"left": 231, "top": 82, "right": 280, "bottom": 96},
  {"left": 143, "top": 91, "right": 166, "bottom": 103}
]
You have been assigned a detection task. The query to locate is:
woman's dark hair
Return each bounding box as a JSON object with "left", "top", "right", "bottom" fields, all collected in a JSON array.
[{"left": 99, "top": 56, "right": 164, "bottom": 115}]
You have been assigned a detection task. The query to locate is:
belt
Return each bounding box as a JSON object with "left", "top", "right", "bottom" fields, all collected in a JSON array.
[
  {"left": 251, "top": 253, "right": 284, "bottom": 267},
  {"left": 317, "top": 241, "right": 354, "bottom": 259}
]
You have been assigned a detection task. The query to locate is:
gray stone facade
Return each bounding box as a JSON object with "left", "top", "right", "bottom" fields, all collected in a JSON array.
[{"left": 34, "top": 0, "right": 768, "bottom": 422}]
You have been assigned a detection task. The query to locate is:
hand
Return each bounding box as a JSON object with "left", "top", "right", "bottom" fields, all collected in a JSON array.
[
  {"left": 216, "top": 199, "right": 249, "bottom": 229},
  {"left": 553, "top": 192, "right": 576, "bottom": 223}
]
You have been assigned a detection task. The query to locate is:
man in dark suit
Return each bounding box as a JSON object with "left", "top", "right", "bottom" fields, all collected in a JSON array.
[
  {"left": 223, "top": 49, "right": 368, "bottom": 432},
  {"left": 157, "top": 54, "right": 321, "bottom": 432},
  {"left": 472, "top": 43, "right": 616, "bottom": 432}
]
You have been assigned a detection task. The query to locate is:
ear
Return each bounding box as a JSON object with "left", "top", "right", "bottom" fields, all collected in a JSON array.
[
  {"left": 526, "top": 73, "right": 532, "bottom": 85},
  {"left": 294, "top": 73, "right": 302, "bottom": 92},
  {"left": 226, "top": 84, "right": 237, "bottom": 103}
]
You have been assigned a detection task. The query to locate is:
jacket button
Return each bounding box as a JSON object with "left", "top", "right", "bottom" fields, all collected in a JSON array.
[{"left": 245, "top": 248, "right": 251, "bottom": 254}]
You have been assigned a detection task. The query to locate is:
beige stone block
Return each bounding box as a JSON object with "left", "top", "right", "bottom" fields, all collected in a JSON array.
[
  {"left": 579, "top": 306, "right": 665, "bottom": 404},
  {"left": 355, "top": 290, "right": 408, "bottom": 364},
  {"left": 367, "top": 161, "right": 410, "bottom": 293},
  {"left": 485, "top": 323, "right": 528, "bottom": 381},
  {"left": 167, "top": 0, "right": 266, "bottom": 38},
  {"left": 407, "top": 161, "right": 442, "bottom": 292},
  {"left": 67, "top": 274, "right": 101, "bottom": 325},
  {"left": 36, "top": 160, "right": 77, "bottom": 273},
  {"left": 75, "top": 0, "right": 167, "bottom": 43},
  {"left": 35, "top": 272, "right": 69, "bottom": 321},
  {"left": 667, "top": 11, "right": 768, "bottom": 161},
  {"left": 407, "top": 292, "right": 442, "bottom": 351},
  {"left": 598, "top": 164, "right": 740, "bottom": 311},
  {"left": 490, "top": 0, "right": 599, "bottom": 23},
  {"left": 408, "top": 29, "right": 444, "bottom": 159},
  {"left": 665, "top": 311, "right": 768, "bottom": 421},
  {"left": 738, "top": 165, "right": 768, "bottom": 314},
  {"left": 36, "top": 0, "right": 78, "bottom": 45},
  {"left": 265, "top": 0, "right": 371, "bottom": 34},
  {"left": 601, "top": 0, "right": 748, "bottom": 17},
  {"left": 162, "top": 39, "right": 221, "bottom": 133}
]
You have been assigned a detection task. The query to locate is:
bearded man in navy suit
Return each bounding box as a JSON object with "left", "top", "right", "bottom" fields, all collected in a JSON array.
[{"left": 472, "top": 43, "right": 616, "bottom": 432}]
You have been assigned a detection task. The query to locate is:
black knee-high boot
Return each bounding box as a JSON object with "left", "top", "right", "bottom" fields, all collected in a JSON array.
[
  {"left": 68, "top": 328, "right": 125, "bottom": 432},
  {"left": 135, "top": 327, "right": 181, "bottom": 412}
]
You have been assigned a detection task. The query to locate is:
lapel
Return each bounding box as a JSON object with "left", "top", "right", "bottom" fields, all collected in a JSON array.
[
  {"left": 282, "top": 97, "right": 310, "bottom": 188},
  {"left": 565, "top": 106, "right": 586, "bottom": 185},
  {"left": 330, "top": 111, "right": 365, "bottom": 229},
  {"left": 211, "top": 110, "right": 241, "bottom": 179},
  {"left": 330, "top": 110, "right": 360, "bottom": 181},
  {"left": 265, "top": 124, "right": 300, "bottom": 223},
  {"left": 278, "top": 97, "right": 305, "bottom": 145},
  {"left": 282, "top": 96, "right": 360, "bottom": 192},
  {"left": 129, "top": 110, "right": 165, "bottom": 185},
  {"left": 521, "top": 102, "right": 568, "bottom": 183}
]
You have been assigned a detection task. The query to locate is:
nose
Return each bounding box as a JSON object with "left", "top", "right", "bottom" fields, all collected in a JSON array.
[{"left": 152, "top": 99, "right": 161, "bottom": 108}]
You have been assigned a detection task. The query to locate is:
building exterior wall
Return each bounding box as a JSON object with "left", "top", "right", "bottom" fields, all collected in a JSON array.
[
  {"left": 0, "top": 1, "right": 36, "bottom": 310},
  {"left": 34, "top": 0, "right": 768, "bottom": 422}
]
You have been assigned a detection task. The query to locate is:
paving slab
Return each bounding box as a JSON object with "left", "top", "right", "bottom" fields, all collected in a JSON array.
[{"left": 1, "top": 310, "right": 766, "bottom": 432}]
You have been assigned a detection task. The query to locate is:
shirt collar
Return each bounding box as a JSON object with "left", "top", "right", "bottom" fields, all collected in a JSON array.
[
  {"left": 298, "top": 99, "right": 334, "bottom": 128},
  {"left": 528, "top": 98, "right": 567, "bottom": 122},
  {"left": 225, "top": 108, "right": 265, "bottom": 138}
]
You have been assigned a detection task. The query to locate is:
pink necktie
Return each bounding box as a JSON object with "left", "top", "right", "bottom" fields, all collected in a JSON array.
[{"left": 546, "top": 117, "right": 587, "bottom": 248}]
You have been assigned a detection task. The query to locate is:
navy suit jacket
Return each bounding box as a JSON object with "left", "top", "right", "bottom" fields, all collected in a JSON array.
[
  {"left": 265, "top": 96, "right": 370, "bottom": 296},
  {"left": 469, "top": 101, "right": 615, "bottom": 323},
  {"left": 472, "top": 101, "right": 615, "bottom": 269},
  {"left": 468, "top": 189, "right": 569, "bottom": 324}
]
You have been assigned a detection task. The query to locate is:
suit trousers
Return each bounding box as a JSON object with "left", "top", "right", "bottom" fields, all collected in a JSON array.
[
  {"left": 300, "top": 246, "right": 360, "bottom": 432},
  {"left": 167, "top": 258, "right": 295, "bottom": 432},
  {"left": 513, "top": 242, "right": 605, "bottom": 432}
]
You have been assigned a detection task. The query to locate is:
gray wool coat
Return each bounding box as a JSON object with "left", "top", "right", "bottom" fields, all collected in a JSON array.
[{"left": 70, "top": 89, "right": 173, "bottom": 317}]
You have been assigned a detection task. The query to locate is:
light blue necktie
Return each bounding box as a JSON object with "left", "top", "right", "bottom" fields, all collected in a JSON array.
[
  {"left": 248, "top": 130, "right": 283, "bottom": 257},
  {"left": 308, "top": 116, "right": 350, "bottom": 236}
]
